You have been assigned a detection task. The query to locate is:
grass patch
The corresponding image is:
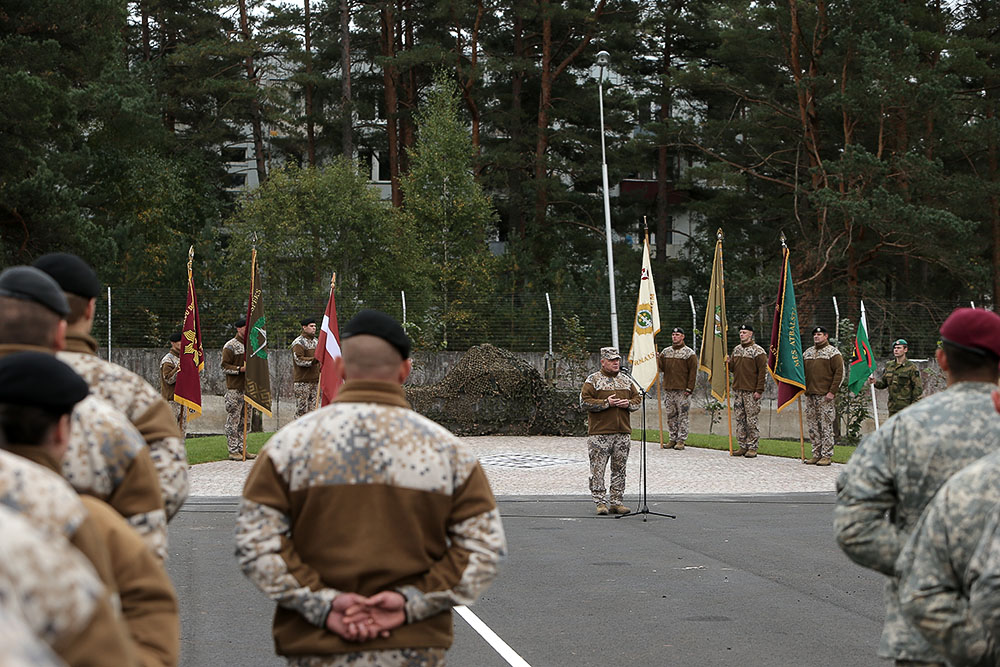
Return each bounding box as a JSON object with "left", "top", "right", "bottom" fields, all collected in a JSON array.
[
  {"left": 185, "top": 432, "right": 272, "bottom": 465},
  {"left": 632, "top": 429, "right": 856, "bottom": 464}
]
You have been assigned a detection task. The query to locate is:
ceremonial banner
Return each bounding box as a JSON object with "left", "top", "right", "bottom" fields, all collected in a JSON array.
[
  {"left": 767, "top": 246, "right": 806, "bottom": 412},
  {"left": 847, "top": 301, "right": 875, "bottom": 394},
  {"left": 699, "top": 230, "right": 728, "bottom": 402},
  {"left": 316, "top": 273, "right": 343, "bottom": 406},
  {"left": 174, "top": 246, "right": 204, "bottom": 418},
  {"left": 627, "top": 236, "right": 661, "bottom": 391},
  {"left": 243, "top": 248, "right": 272, "bottom": 416}
]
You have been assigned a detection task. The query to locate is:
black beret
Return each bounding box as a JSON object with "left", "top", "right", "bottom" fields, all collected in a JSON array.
[
  {"left": 341, "top": 309, "right": 411, "bottom": 359},
  {"left": 0, "top": 266, "right": 70, "bottom": 316},
  {"left": 0, "top": 351, "right": 89, "bottom": 414},
  {"left": 671, "top": 327, "right": 685, "bottom": 334},
  {"left": 169, "top": 332, "right": 183, "bottom": 343},
  {"left": 739, "top": 323, "right": 754, "bottom": 332},
  {"left": 812, "top": 326, "right": 828, "bottom": 334},
  {"left": 301, "top": 317, "right": 317, "bottom": 326},
  {"left": 234, "top": 317, "right": 247, "bottom": 328},
  {"left": 33, "top": 253, "right": 101, "bottom": 299}
]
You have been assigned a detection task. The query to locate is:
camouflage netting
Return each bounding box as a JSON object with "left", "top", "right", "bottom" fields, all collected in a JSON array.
[{"left": 405, "top": 344, "right": 587, "bottom": 436}]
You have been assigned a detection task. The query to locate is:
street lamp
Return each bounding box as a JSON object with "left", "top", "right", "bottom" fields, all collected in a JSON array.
[{"left": 597, "top": 50, "right": 619, "bottom": 349}]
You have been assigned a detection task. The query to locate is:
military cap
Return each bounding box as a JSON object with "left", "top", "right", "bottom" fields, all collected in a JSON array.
[
  {"left": 301, "top": 317, "right": 317, "bottom": 327},
  {"left": 812, "top": 326, "right": 828, "bottom": 334},
  {"left": 234, "top": 317, "right": 247, "bottom": 328},
  {"left": 739, "top": 323, "right": 754, "bottom": 332},
  {"left": 600, "top": 347, "right": 621, "bottom": 360},
  {"left": 0, "top": 266, "right": 70, "bottom": 317},
  {"left": 671, "top": 327, "right": 685, "bottom": 334},
  {"left": 169, "top": 332, "right": 182, "bottom": 343},
  {"left": 341, "top": 309, "right": 411, "bottom": 359},
  {"left": 32, "top": 253, "right": 101, "bottom": 299},
  {"left": 0, "top": 351, "right": 89, "bottom": 414},
  {"left": 940, "top": 308, "right": 1000, "bottom": 358},
  {"left": 893, "top": 339, "right": 908, "bottom": 347}
]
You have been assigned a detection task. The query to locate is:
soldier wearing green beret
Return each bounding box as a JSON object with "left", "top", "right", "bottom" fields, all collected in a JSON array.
[{"left": 873, "top": 339, "right": 923, "bottom": 417}]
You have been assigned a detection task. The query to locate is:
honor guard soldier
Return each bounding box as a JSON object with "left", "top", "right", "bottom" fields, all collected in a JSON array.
[
  {"left": 873, "top": 338, "right": 923, "bottom": 416},
  {"left": 728, "top": 324, "right": 768, "bottom": 458},
  {"left": 236, "top": 310, "right": 505, "bottom": 666},
  {"left": 221, "top": 317, "right": 254, "bottom": 460},
  {"left": 291, "top": 316, "right": 320, "bottom": 418},
  {"left": 657, "top": 327, "right": 698, "bottom": 450},
  {"left": 835, "top": 308, "right": 1000, "bottom": 666},
  {"left": 802, "top": 326, "right": 843, "bottom": 466},
  {"left": 160, "top": 332, "right": 187, "bottom": 438},
  {"left": 33, "top": 253, "right": 188, "bottom": 520}
]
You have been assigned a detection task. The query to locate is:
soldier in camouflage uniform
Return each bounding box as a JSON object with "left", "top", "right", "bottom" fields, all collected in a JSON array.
[
  {"left": 802, "top": 326, "right": 843, "bottom": 466},
  {"left": 657, "top": 327, "right": 698, "bottom": 450},
  {"left": 222, "top": 317, "right": 254, "bottom": 461},
  {"left": 160, "top": 332, "right": 187, "bottom": 438},
  {"left": 291, "top": 317, "right": 320, "bottom": 418},
  {"left": 34, "top": 253, "right": 189, "bottom": 520},
  {"left": 835, "top": 308, "right": 1000, "bottom": 666},
  {"left": 580, "top": 347, "right": 641, "bottom": 515},
  {"left": 873, "top": 338, "right": 923, "bottom": 417},
  {"left": 728, "top": 324, "right": 768, "bottom": 458},
  {"left": 0, "top": 267, "right": 168, "bottom": 559},
  {"left": 236, "top": 310, "right": 505, "bottom": 666}
]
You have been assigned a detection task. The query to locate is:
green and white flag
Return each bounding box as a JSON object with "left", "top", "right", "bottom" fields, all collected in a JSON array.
[{"left": 848, "top": 301, "right": 874, "bottom": 394}]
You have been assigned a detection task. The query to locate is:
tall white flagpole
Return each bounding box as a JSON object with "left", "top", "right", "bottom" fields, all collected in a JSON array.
[{"left": 862, "top": 300, "right": 880, "bottom": 430}]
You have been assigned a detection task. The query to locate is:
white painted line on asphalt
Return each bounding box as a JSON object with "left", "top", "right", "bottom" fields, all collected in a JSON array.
[{"left": 455, "top": 605, "right": 532, "bottom": 667}]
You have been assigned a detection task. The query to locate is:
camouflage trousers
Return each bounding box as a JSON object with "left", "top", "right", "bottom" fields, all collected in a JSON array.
[
  {"left": 294, "top": 382, "right": 318, "bottom": 419},
  {"left": 170, "top": 401, "right": 188, "bottom": 440},
  {"left": 732, "top": 390, "right": 760, "bottom": 450},
  {"left": 224, "top": 389, "right": 246, "bottom": 455},
  {"left": 588, "top": 432, "right": 631, "bottom": 506},
  {"left": 804, "top": 394, "right": 836, "bottom": 458},
  {"left": 286, "top": 648, "right": 446, "bottom": 666},
  {"left": 662, "top": 390, "right": 691, "bottom": 444}
]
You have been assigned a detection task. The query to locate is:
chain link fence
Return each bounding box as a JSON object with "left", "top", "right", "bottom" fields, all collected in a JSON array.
[{"left": 93, "top": 286, "right": 983, "bottom": 361}]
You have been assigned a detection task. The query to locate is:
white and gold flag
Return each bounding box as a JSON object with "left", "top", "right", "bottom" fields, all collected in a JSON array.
[{"left": 627, "top": 236, "right": 661, "bottom": 391}]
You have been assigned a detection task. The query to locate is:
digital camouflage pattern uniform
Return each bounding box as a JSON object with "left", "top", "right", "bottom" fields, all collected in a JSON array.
[
  {"left": 834, "top": 382, "right": 1000, "bottom": 663},
  {"left": 235, "top": 379, "right": 506, "bottom": 664},
  {"left": 221, "top": 335, "right": 247, "bottom": 457},
  {"left": 896, "top": 451, "right": 1000, "bottom": 667},
  {"left": 875, "top": 359, "right": 923, "bottom": 416},
  {"left": 0, "top": 504, "right": 139, "bottom": 667},
  {"left": 291, "top": 334, "right": 320, "bottom": 418},
  {"left": 286, "top": 649, "right": 447, "bottom": 667},
  {"left": 730, "top": 340, "right": 767, "bottom": 453},
  {"left": 657, "top": 344, "right": 698, "bottom": 446},
  {"left": 0, "top": 604, "right": 65, "bottom": 667},
  {"left": 803, "top": 342, "right": 844, "bottom": 459},
  {"left": 580, "top": 369, "right": 641, "bottom": 507},
  {"left": 60, "top": 332, "right": 188, "bottom": 521},
  {"left": 159, "top": 350, "right": 187, "bottom": 438}
]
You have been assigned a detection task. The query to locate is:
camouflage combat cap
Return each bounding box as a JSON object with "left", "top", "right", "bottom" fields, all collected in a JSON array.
[{"left": 600, "top": 347, "right": 621, "bottom": 360}]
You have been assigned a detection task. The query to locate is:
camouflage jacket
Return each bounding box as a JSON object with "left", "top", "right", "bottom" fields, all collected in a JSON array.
[
  {"left": 874, "top": 359, "right": 923, "bottom": 414},
  {"left": 221, "top": 337, "right": 246, "bottom": 392},
  {"left": 60, "top": 332, "right": 188, "bottom": 520},
  {"left": 0, "top": 504, "right": 139, "bottom": 667},
  {"left": 580, "top": 369, "right": 641, "bottom": 435},
  {"left": 896, "top": 451, "right": 1000, "bottom": 666},
  {"left": 235, "top": 379, "right": 506, "bottom": 657},
  {"left": 834, "top": 381, "right": 1000, "bottom": 660},
  {"left": 291, "top": 334, "right": 320, "bottom": 383},
  {"left": 159, "top": 351, "right": 180, "bottom": 402},
  {"left": 0, "top": 605, "right": 65, "bottom": 667}
]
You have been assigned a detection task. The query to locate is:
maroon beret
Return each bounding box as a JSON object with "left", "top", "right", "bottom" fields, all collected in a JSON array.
[{"left": 940, "top": 308, "right": 1000, "bottom": 358}]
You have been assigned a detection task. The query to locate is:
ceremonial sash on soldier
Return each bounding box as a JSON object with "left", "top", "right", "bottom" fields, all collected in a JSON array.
[
  {"left": 767, "top": 245, "right": 805, "bottom": 412},
  {"left": 244, "top": 248, "right": 272, "bottom": 416},
  {"left": 174, "top": 246, "right": 204, "bottom": 417},
  {"left": 848, "top": 301, "right": 875, "bottom": 394},
  {"left": 316, "top": 273, "right": 342, "bottom": 406},
  {"left": 627, "top": 235, "right": 661, "bottom": 392},
  {"left": 699, "top": 229, "right": 728, "bottom": 402}
]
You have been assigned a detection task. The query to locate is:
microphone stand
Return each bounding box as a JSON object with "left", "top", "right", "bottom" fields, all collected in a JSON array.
[{"left": 617, "top": 367, "right": 675, "bottom": 522}]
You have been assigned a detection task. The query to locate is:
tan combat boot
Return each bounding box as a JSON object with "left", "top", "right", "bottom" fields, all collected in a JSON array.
[
  {"left": 803, "top": 456, "right": 820, "bottom": 465},
  {"left": 609, "top": 503, "right": 630, "bottom": 515},
  {"left": 596, "top": 503, "right": 609, "bottom": 515},
  {"left": 674, "top": 442, "right": 685, "bottom": 451},
  {"left": 731, "top": 447, "right": 748, "bottom": 457},
  {"left": 660, "top": 441, "right": 672, "bottom": 449},
  {"left": 744, "top": 450, "right": 757, "bottom": 458},
  {"left": 816, "top": 457, "right": 832, "bottom": 466}
]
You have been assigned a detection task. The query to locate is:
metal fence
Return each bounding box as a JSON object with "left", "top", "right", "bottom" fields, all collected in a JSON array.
[{"left": 94, "top": 286, "right": 983, "bottom": 361}]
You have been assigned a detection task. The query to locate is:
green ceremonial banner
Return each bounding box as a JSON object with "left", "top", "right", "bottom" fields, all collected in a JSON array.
[
  {"left": 244, "top": 248, "right": 272, "bottom": 416},
  {"left": 766, "top": 246, "right": 806, "bottom": 412},
  {"left": 699, "top": 230, "right": 728, "bottom": 402},
  {"left": 848, "top": 302, "right": 875, "bottom": 394}
]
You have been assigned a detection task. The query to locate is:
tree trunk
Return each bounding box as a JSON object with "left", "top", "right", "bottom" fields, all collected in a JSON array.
[
  {"left": 510, "top": 6, "right": 526, "bottom": 240},
  {"left": 399, "top": 0, "right": 416, "bottom": 176},
  {"left": 140, "top": 0, "right": 151, "bottom": 61},
  {"left": 304, "top": 0, "right": 316, "bottom": 166},
  {"left": 380, "top": 4, "right": 401, "bottom": 206},
  {"left": 340, "top": 0, "right": 353, "bottom": 159},
  {"left": 237, "top": 0, "right": 268, "bottom": 183}
]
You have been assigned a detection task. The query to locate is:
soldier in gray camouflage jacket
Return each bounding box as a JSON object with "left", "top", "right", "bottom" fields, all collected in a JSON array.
[{"left": 835, "top": 307, "right": 1000, "bottom": 666}]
